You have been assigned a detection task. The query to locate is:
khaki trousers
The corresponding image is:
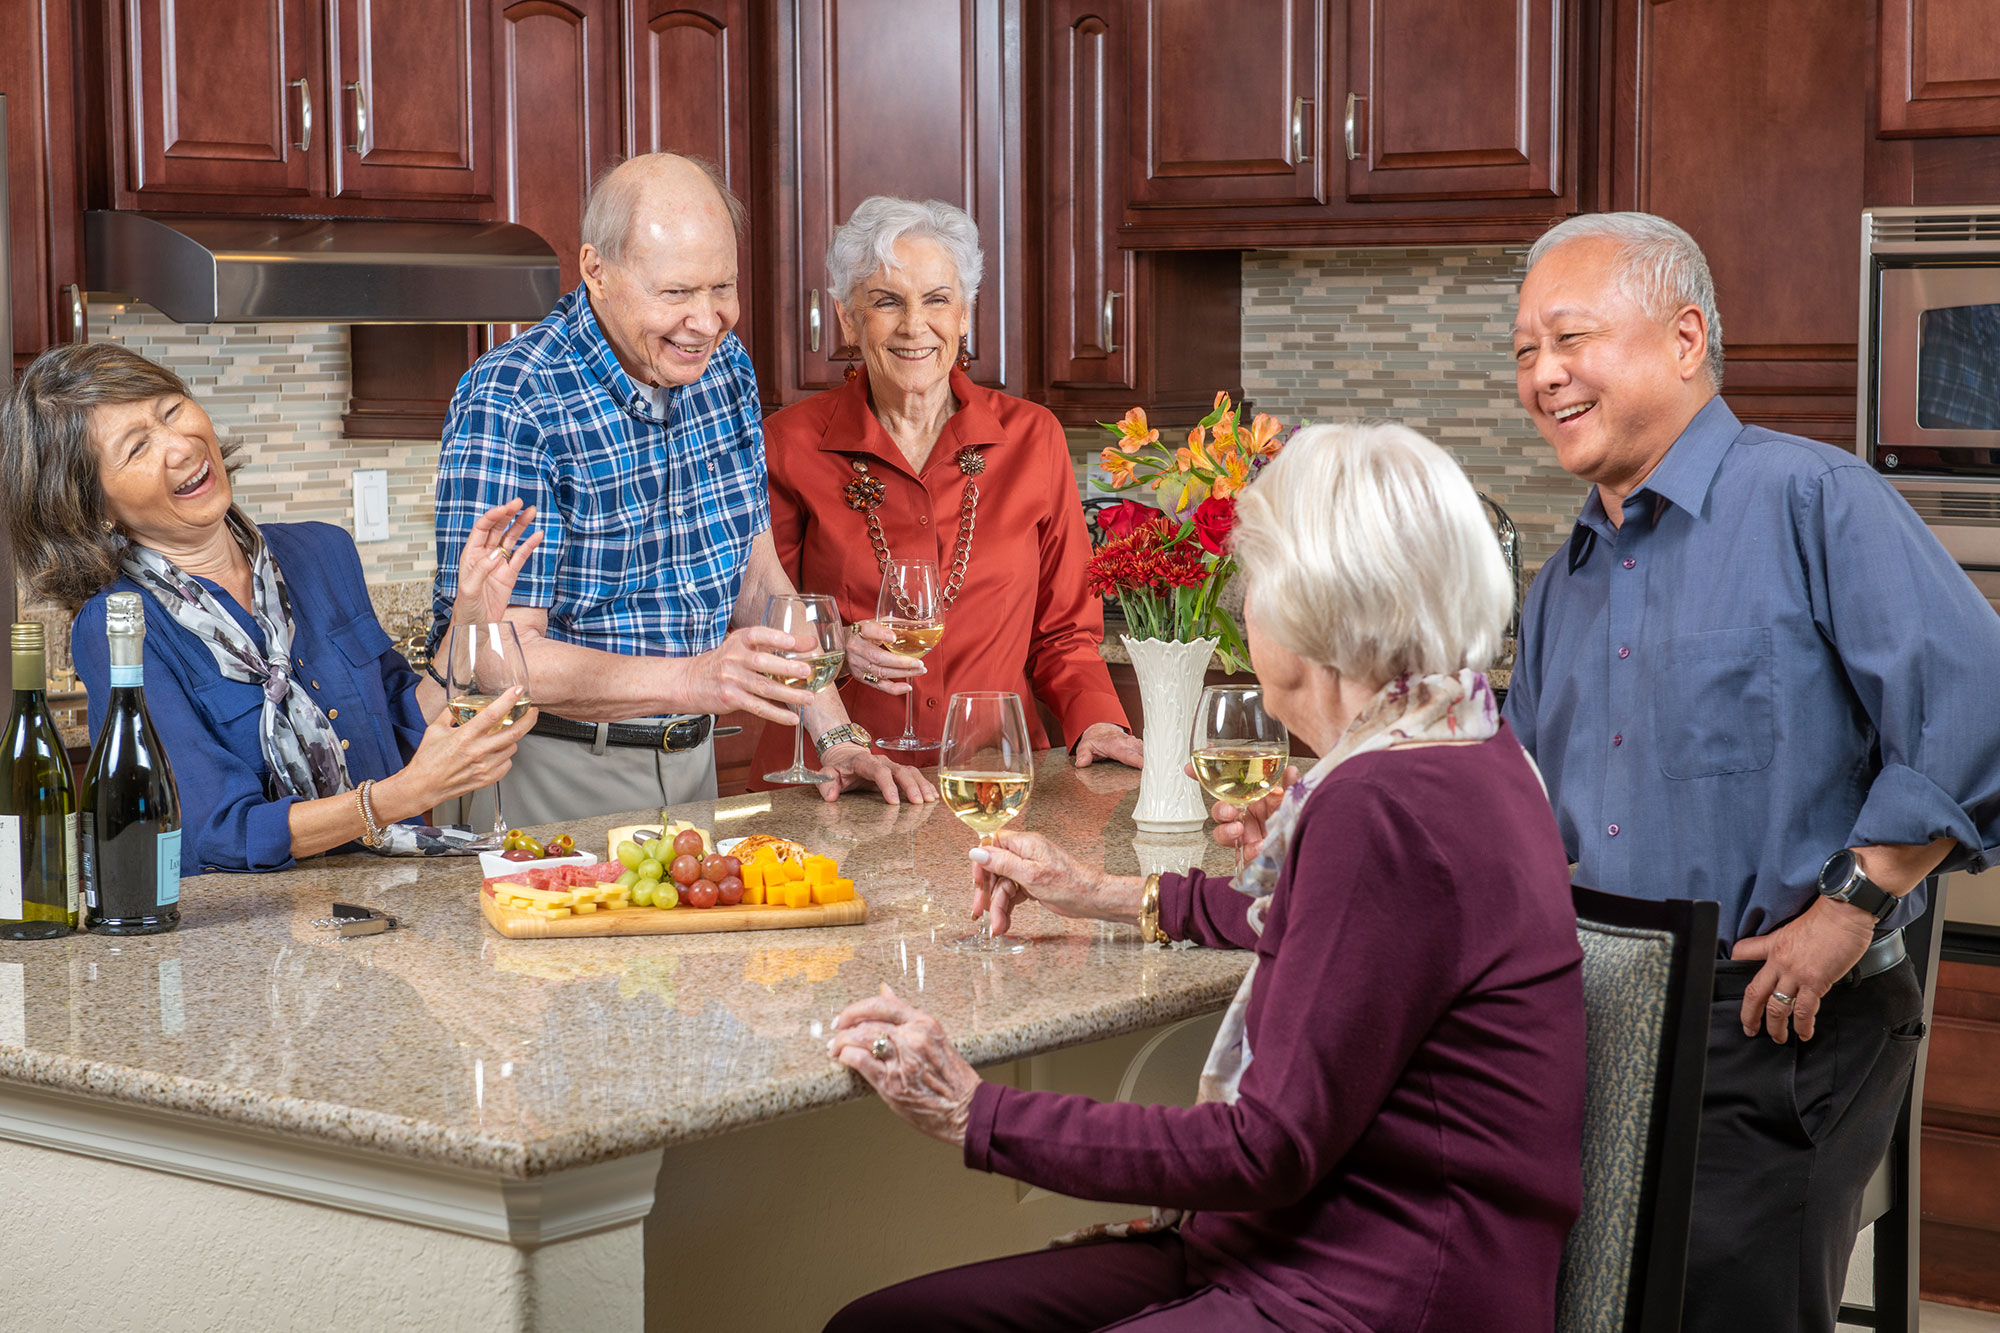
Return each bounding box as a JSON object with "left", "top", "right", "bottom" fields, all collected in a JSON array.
[{"left": 450, "top": 728, "right": 717, "bottom": 831}]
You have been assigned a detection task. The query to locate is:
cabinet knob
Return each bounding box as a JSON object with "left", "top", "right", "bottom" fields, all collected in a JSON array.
[
  {"left": 291, "top": 77, "right": 312, "bottom": 153},
  {"left": 808, "top": 289, "right": 823, "bottom": 353},
  {"left": 1344, "top": 93, "right": 1361, "bottom": 162},
  {"left": 1101, "top": 289, "right": 1121, "bottom": 355},
  {"left": 347, "top": 81, "right": 368, "bottom": 155},
  {"left": 1292, "top": 97, "right": 1313, "bottom": 164}
]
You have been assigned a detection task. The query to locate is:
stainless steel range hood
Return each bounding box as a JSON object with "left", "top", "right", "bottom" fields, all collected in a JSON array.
[{"left": 84, "top": 212, "right": 562, "bottom": 324}]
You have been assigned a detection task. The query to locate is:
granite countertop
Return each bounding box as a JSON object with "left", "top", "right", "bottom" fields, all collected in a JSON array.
[{"left": 0, "top": 753, "right": 1245, "bottom": 1179}]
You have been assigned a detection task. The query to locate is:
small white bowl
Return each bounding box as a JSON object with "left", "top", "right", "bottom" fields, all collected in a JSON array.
[{"left": 477, "top": 849, "right": 600, "bottom": 880}]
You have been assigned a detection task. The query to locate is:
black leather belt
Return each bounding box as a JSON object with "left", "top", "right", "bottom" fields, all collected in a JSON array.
[
  {"left": 531, "top": 712, "right": 713, "bottom": 753},
  {"left": 1850, "top": 927, "right": 1907, "bottom": 983}
]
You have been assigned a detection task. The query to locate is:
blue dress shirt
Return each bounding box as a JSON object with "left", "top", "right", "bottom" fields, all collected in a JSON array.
[
  {"left": 73, "top": 522, "right": 428, "bottom": 874},
  {"left": 1504, "top": 397, "right": 2000, "bottom": 945},
  {"left": 430, "top": 285, "right": 770, "bottom": 659}
]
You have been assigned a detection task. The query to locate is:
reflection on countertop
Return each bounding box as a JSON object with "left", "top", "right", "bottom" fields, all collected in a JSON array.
[{"left": 0, "top": 752, "right": 1247, "bottom": 1178}]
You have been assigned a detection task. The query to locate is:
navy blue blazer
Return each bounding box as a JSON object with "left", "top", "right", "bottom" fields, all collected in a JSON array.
[{"left": 74, "top": 522, "right": 428, "bottom": 873}]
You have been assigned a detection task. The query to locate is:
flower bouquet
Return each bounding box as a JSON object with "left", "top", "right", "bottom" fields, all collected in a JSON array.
[{"left": 1088, "top": 392, "right": 1285, "bottom": 673}]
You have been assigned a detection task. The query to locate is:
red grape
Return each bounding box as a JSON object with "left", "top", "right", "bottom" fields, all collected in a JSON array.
[
  {"left": 700, "top": 853, "right": 732, "bottom": 882},
  {"left": 669, "top": 854, "right": 702, "bottom": 887},
  {"left": 686, "top": 880, "right": 720, "bottom": 909},
  {"left": 673, "top": 829, "right": 706, "bottom": 857},
  {"left": 715, "top": 875, "right": 744, "bottom": 906}
]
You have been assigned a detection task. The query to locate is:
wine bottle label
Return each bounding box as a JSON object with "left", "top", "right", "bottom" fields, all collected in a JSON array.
[
  {"left": 0, "top": 815, "right": 20, "bottom": 918},
  {"left": 109, "top": 664, "right": 142, "bottom": 688},
  {"left": 63, "top": 813, "right": 79, "bottom": 916},
  {"left": 77, "top": 813, "right": 96, "bottom": 911},
  {"left": 157, "top": 829, "right": 182, "bottom": 907}
]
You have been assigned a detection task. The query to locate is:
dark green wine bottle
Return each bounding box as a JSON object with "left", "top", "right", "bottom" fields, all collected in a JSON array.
[
  {"left": 80, "top": 593, "right": 181, "bottom": 935},
  {"left": 0, "top": 622, "right": 79, "bottom": 939}
]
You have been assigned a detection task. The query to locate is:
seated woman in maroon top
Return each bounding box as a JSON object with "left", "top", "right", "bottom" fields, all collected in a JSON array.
[{"left": 826, "top": 423, "right": 1586, "bottom": 1333}]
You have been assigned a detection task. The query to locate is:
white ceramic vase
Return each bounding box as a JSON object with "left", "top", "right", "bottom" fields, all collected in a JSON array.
[{"left": 1123, "top": 634, "right": 1218, "bottom": 834}]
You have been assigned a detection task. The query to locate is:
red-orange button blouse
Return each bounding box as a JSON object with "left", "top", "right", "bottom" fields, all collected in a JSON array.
[{"left": 751, "top": 367, "right": 1128, "bottom": 781}]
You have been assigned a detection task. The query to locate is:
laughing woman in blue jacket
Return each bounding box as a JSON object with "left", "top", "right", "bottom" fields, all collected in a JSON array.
[{"left": 3, "top": 343, "right": 539, "bottom": 872}]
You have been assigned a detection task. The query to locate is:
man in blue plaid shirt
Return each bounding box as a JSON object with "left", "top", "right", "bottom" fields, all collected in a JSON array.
[{"left": 433, "top": 155, "right": 933, "bottom": 824}]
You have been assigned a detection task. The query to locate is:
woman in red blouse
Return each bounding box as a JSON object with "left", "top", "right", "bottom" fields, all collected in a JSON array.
[{"left": 752, "top": 197, "right": 1142, "bottom": 782}]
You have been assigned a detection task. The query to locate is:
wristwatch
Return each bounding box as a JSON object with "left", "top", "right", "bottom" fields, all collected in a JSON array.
[
  {"left": 1817, "top": 848, "right": 1898, "bottom": 923},
  {"left": 812, "top": 721, "right": 873, "bottom": 757}
]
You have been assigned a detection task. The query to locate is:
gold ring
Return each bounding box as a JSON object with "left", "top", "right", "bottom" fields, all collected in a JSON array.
[
  {"left": 871, "top": 1034, "right": 893, "bottom": 1060},
  {"left": 862, "top": 671, "right": 880, "bottom": 685}
]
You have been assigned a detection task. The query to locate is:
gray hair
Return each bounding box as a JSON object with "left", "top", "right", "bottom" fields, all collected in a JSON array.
[
  {"left": 1229, "top": 422, "right": 1512, "bottom": 684},
  {"left": 580, "top": 154, "right": 746, "bottom": 268},
  {"left": 1526, "top": 211, "right": 1725, "bottom": 390},
  {"left": 826, "top": 197, "right": 984, "bottom": 310}
]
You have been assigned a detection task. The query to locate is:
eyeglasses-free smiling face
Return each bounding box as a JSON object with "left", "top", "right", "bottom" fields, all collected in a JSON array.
[
  {"left": 583, "top": 206, "right": 741, "bottom": 391},
  {"left": 836, "top": 236, "right": 973, "bottom": 405},
  {"left": 91, "top": 393, "right": 233, "bottom": 550},
  {"left": 1511, "top": 236, "right": 1712, "bottom": 503}
]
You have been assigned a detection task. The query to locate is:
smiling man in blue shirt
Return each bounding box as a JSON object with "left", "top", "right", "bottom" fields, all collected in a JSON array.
[{"left": 1504, "top": 212, "right": 2000, "bottom": 1332}]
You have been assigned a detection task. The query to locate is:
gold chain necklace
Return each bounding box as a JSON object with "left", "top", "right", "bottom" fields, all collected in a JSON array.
[{"left": 843, "top": 448, "right": 985, "bottom": 612}]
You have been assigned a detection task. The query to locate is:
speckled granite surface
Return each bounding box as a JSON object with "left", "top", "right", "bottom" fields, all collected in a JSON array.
[{"left": 0, "top": 752, "right": 1245, "bottom": 1178}]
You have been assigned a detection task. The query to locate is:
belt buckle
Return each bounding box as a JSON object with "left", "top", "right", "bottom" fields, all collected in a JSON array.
[{"left": 661, "top": 715, "right": 704, "bottom": 753}]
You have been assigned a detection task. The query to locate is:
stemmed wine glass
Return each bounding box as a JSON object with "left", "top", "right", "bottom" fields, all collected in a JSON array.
[
  {"left": 1189, "top": 685, "right": 1290, "bottom": 874},
  {"left": 761, "top": 594, "right": 844, "bottom": 785},
  {"left": 939, "top": 691, "right": 1033, "bottom": 953},
  {"left": 442, "top": 622, "right": 534, "bottom": 850},
  {"left": 875, "top": 558, "right": 943, "bottom": 752}
]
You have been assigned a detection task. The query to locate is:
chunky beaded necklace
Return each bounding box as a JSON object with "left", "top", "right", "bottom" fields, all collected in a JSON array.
[{"left": 843, "top": 446, "right": 985, "bottom": 611}]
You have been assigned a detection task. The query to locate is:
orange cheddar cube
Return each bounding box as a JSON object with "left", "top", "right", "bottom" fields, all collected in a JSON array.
[
  {"left": 804, "top": 855, "right": 837, "bottom": 888},
  {"left": 833, "top": 878, "right": 855, "bottom": 902},
  {"left": 742, "top": 862, "right": 767, "bottom": 894},
  {"left": 742, "top": 881, "right": 765, "bottom": 906},
  {"left": 783, "top": 881, "right": 812, "bottom": 909}
]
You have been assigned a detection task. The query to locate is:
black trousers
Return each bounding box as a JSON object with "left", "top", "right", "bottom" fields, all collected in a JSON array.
[{"left": 1681, "top": 957, "right": 1925, "bottom": 1332}]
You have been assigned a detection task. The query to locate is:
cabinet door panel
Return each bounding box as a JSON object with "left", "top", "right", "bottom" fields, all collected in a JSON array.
[
  {"left": 494, "top": 0, "right": 617, "bottom": 297},
  {"left": 1346, "top": 0, "right": 1562, "bottom": 201},
  {"left": 3, "top": 0, "right": 83, "bottom": 363},
  {"left": 630, "top": 1, "right": 755, "bottom": 357},
  {"left": 785, "top": 0, "right": 1019, "bottom": 396},
  {"left": 1880, "top": 0, "right": 2000, "bottom": 137},
  {"left": 122, "top": 0, "right": 315, "bottom": 201},
  {"left": 330, "top": 0, "right": 491, "bottom": 201},
  {"left": 1126, "top": 0, "right": 1324, "bottom": 209},
  {"left": 1046, "top": 5, "right": 1132, "bottom": 389}
]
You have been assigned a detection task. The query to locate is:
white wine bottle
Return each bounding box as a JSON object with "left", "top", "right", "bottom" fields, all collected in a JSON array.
[
  {"left": 0, "top": 623, "right": 79, "bottom": 939},
  {"left": 80, "top": 593, "right": 182, "bottom": 935}
]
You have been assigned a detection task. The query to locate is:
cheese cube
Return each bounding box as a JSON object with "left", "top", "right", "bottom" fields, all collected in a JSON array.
[
  {"left": 804, "top": 856, "right": 836, "bottom": 888},
  {"left": 742, "top": 881, "right": 765, "bottom": 906},
  {"left": 783, "top": 881, "right": 812, "bottom": 909}
]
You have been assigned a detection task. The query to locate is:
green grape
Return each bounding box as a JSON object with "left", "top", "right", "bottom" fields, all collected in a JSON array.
[
  {"left": 616, "top": 841, "right": 645, "bottom": 871},
  {"left": 637, "top": 859, "right": 664, "bottom": 881},
  {"left": 631, "top": 883, "right": 654, "bottom": 908},
  {"left": 653, "top": 883, "right": 679, "bottom": 910},
  {"left": 616, "top": 868, "right": 639, "bottom": 890}
]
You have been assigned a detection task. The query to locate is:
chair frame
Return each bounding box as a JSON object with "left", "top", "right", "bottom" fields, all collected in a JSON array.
[{"left": 1572, "top": 885, "right": 1719, "bottom": 1333}]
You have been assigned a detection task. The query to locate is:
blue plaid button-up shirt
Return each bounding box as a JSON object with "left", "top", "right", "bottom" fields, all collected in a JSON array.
[{"left": 431, "top": 286, "right": 769, "bottom": 657}]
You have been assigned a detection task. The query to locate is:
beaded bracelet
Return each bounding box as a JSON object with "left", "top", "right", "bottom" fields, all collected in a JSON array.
[{"left": 355, "top": 778, "right": 386, "bottom": 849}]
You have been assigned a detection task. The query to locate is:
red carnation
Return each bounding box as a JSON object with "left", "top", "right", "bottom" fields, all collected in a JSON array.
[{"left": 1096, "top": 499, "right": 1160, "bottom": 539}]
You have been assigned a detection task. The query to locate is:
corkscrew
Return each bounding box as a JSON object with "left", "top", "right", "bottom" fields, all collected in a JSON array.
[{"left": 311, "top": 902, "right": 399, "bottom": 937}]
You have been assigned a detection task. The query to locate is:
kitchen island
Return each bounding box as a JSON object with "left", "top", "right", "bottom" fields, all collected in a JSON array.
[{"left": 0, "top": 752, "right": 1244, "bottom": 1332}]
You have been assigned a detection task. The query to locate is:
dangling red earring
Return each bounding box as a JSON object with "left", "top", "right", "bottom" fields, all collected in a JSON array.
[
  {"left": 955, "top": 337, "right": 972, "bottom": 372},
  {"left": 843, "top": 356, "right": 860, "bottom": 383}
]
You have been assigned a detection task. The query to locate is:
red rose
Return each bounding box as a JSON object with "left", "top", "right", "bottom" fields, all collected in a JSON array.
[
  {"left": 1096, "top": 499, "right": 1159, "bottom": 539},
  {"left": 1190, "top": 496, "right": 1236, "bottom": 554}
]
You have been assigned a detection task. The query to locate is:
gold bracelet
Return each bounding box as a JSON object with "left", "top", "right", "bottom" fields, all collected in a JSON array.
[
  {"left": 355, "top": 779, "right": 386, "bottom": 849},
  {"left": 1139, "top": 872, "right": 1169, "bottom": 944}
]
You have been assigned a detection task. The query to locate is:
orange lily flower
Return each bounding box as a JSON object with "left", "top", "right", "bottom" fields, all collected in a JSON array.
[
  {"left": 1100, "top": 447, "right": 1138, "bottom": 484},
  {"left": 1245, "top": 413, "right": 1282, "bottom": 456},
  {"left": 1212, "top": 450, "right": 1251, "bottom": 498},
  {"left": 1113, "top": 407, "right": 1159, "bottom": 453}
]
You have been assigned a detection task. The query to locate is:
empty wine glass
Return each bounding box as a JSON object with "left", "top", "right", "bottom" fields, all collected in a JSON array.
[
  {"left": 761, "top": 594, "right": 844, "bottom": 785},
  {"left": 1190, "top": 685, "right": 1289, "bottom": 874},
  {"left": 939, "top": 691, "right": 1033, "bottom": 953},
  {"left": 875, "top": 558, "right": 943, "bottom": 752},
  {"left": 442, "top": 622, "right": 533, "bottom": 850}
]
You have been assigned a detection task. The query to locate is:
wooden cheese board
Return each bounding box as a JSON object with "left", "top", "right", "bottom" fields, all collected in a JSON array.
[{"left": 478, "top": 882, "right": 869, "bottom": 939}]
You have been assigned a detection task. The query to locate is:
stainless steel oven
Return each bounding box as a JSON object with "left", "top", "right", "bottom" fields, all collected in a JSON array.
[{"left": 1859, "top": 206, "right": 2000, "bottom": 595}]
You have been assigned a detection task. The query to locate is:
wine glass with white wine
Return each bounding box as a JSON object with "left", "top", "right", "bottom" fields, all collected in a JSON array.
[
  {"left": 875, "top": 558, "right": 944, "bottom": 752},
  {"left": 761, "top": 594, "right": 845, "bottom": 785},
  {"left": 442, "top": 621, "right": 534, "bottom": 850},
  {"left": 939, "top": 691, "right": 1034, "bottom": 953},
  {"left": 1190, "top": 684, "right": 1290, "bottom": 875}
]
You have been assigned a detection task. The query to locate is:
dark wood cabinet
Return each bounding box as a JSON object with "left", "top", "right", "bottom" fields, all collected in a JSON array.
[
  {"left": 627, "top": 0, "right": 756, "bottom": 363},
  {"left": 1922, "top": 959, "right": 2000, "bottom": 1308},
  {"left": 1, "top": 0, "right": 84, "bottom": 369},
  {"left": 1124, "top": 0, "right": 1327, "bottom": 211},
  {"left": 114, "top": 0, "right": 319, "bottom": 205},
  {"left": 1045, "top": 1, "right": 1133, "bottom": 392},
  {"left": 769, "top": 0, "right": 1024, "bottom": 404},
  {"left": 1608, "top": 0, "right": 1871, "bottom": 445},
  {"left": 1879, "top": 0, "right": 2000, "bottom": 138},
  {"left": 1344, "top": 0, "right": 1564, "bottom": 202},
  {"left": 328, "top": 0, "right": 492, "bottom": 203}
]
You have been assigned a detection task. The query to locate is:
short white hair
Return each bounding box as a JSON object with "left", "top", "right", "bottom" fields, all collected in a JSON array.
[
  {"left": 826, "top": 197, "right": 984, "bottom": 310},
  {"left": 580, "top": 154, "right": 746, "bottom": 268},
  {"left": 1229, "top": 423, "right": 1512, "bottom": 684},
  {"left": 1527, "top": 211, "right": 1725, "bottom": 390}
]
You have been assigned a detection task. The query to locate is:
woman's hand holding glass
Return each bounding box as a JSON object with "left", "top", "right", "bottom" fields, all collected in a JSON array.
[
  {"left": 967, "top": 831, "right": 1145, "bottom": 938},
  {"left": 841, "top": 620, "right": 924, "bottom": 694},
  {"left": 380, "top": 687, "right": 534, "bottom": 818},
  {"left": 1196, "top": 764, "right": 1300, "bottom": 865}
]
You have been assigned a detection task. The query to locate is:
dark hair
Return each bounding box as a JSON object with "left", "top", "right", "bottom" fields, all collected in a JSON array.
[{"left": 2, "top": 343, "right": 244, "bottom": 611}]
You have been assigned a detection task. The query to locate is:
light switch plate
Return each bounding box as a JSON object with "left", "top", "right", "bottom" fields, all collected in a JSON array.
[{"left": 352, "top": 469, "right": 390, "bottom": 543}]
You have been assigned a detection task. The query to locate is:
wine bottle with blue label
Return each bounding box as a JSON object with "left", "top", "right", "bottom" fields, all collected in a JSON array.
[{"left": 80, "top": 593, "right": 181, "bottom": 934}]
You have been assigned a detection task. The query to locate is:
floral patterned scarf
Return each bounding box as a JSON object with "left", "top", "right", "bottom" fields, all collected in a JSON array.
[{"left": 121, "top": 514, "right": 473, "bottom": 857}]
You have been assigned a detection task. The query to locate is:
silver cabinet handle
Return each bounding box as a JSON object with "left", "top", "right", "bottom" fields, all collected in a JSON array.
[
  {"left": 64, "top": 285, "right": 84, "bottom": 345},
  {"left": 1292, "top": 97, "right": 1312, "bottom": 163},
  {"left": 292, "top": 77, "right": 312, "bottom": 153},
  {"left": 808, "top": 289, "right": 822, "bottom": 353},
  {"left": 1101, "top": 289, "right": 1121, "bottom": 354},
  {"left": 1344, "top": 93, "right": 1360, "bottom": 161},
  {"left": 347, "top": 81, "right": 367, "bottom": 154}
]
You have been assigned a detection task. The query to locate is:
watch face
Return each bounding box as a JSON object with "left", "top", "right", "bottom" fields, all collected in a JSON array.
[{"left": 1820, "top": 848, "right": 1858, "bottom": 896}]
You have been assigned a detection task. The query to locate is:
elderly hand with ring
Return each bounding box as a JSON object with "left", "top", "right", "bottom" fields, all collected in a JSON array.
[
  {"left": 841, "top": 619, "right": 924, "bottom": 694},
  {"left": 830, "top": 984, "right": 981, "bottom": 1146}
]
